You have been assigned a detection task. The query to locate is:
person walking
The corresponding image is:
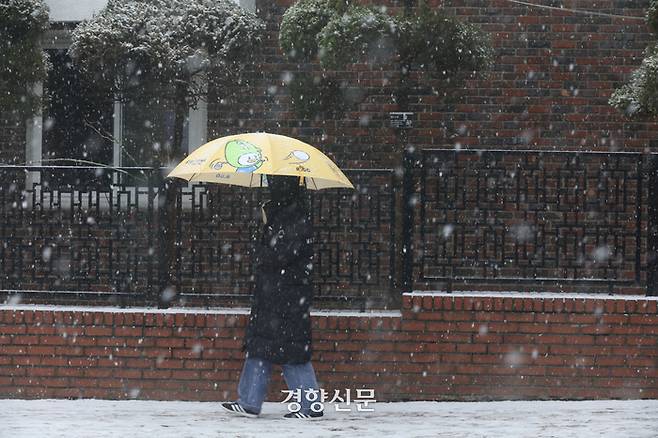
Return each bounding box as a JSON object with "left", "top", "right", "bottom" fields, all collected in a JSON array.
[{"left": 222, "top": 175, "right": 323, "bottom": 419}]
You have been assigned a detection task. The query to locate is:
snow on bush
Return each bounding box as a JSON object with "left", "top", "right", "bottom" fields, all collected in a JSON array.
[
  {"left": 610, "top": 0, "right": 658, "bottom": 117},
  {"left": 279, "top": 0, "right": 336, "bottom": 61},
  {"left": 278, "top": 0, "right": 493, "bottom": 118},
  {"left": 609, "top": 50, "right": 658, "bottom": 116},
  {"left": 317, "top": 5, "right": 395, "bottom": 69},
  {"left": 280, "top": 1, "right": 493, "bottom": 72},
  {"left": 0, "top": 0, "right": 49, "bottom": 114},
  {"left": 69, "top": 0, "right": 264, "bottom": 104},
  {"left": 394, "top": 6, "right": 494, "bottom": 76}
]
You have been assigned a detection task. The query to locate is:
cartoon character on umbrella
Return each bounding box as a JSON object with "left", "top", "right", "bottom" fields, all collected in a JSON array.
[{"left": 210, "top": 139, "right": 268, "bottom": 173}]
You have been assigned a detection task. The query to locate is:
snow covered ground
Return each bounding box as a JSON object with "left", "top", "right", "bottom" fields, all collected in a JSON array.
[{"left": 1, "top": 399, "right": 657, "bottom": 438}]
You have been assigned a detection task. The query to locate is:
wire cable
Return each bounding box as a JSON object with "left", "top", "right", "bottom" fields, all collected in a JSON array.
[{"left": 502, "top": 0, "right": 646, "bottom": 21}]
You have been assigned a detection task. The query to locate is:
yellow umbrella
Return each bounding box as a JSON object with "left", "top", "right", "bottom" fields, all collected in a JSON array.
[{"left": 167, "top": 132, "right": 354, "bottom": 190}]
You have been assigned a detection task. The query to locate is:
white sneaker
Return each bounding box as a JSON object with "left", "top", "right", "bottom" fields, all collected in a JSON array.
[
  {"left": 221, "top": 401, "right": 259, "bottom": 418},
  {"left": 283, "top": 410, "right": 324, "bottom": 419}
]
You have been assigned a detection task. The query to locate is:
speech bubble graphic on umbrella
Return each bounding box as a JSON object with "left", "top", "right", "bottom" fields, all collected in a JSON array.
[{"left": 284, "top": 150, "right": 310, "bottom": 164}]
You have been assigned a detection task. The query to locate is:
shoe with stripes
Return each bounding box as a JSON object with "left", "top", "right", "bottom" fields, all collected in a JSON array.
[
  {"left": 283, "top": 410, "right": 324, "bottom": 419},
  {"left": 221, "top": 401, "right": 258, "bottom": 418}
]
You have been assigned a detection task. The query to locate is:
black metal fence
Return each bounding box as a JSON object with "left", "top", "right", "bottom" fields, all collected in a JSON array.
[
  {"left": 1, "top": 150, "right": 657, "bottom": 310},
  {"left": 0, "top": 166, "right": 396, "bottom": 309},
  {"left": 410, "top": 150, "right": 653, "bottom": 295}
]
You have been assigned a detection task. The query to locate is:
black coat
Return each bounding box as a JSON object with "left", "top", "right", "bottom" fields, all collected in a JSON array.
[{"left": 242, "top": 200, "right": 314, "bottom": 364}]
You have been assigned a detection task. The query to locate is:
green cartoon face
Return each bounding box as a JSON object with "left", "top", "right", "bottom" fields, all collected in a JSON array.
[{"left": 224, "top": 140, "right": 266, "bottom": 172}]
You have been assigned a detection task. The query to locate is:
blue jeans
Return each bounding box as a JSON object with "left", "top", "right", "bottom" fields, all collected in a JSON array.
[{"left": 237, "top": 353, "right": 320, "bottom": 415}]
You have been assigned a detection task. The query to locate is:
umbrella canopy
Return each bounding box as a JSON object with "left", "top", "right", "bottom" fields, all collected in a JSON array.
[{"left": 167, "top": 132, "right": 354, "bottom": 190}]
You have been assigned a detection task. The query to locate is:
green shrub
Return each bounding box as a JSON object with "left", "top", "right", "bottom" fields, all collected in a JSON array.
[
  {"left": 317, "top": 5, "right": 395, "bottom": 69},
  {"left": 280, "top": 0, "right": 336, "bottom": 61},
  {"left": 278, "top": 1, "right": 493, "bottom": 118},
  {"left": 0, "top": 0, "right": 49, "bottom": 114}
]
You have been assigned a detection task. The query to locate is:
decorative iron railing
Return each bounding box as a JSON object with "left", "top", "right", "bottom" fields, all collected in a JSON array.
[
  {"left": 1, "top": 150, "right": 656, "bottom": 310},
  {"left": 0, "top": 166, "right": 396, "bottom": 309},
  {"left": 411, "top": 150, "right": 654, "bottom": 295}
]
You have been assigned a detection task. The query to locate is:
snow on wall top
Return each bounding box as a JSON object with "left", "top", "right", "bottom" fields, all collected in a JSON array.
[
  {"left": 404, "top": 291, "right": 658, "bottom": 301},
  {"left": 0, "top": 304, "right": 401, "bottom": 317}
]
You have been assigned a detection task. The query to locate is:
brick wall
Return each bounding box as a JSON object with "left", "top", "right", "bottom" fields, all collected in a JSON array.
[
  {"left": 208, "top": 0, "right": 658, "bottom": 170},
  {"left": 1, "top": 292, "right": 656, "bottom": 401}
]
